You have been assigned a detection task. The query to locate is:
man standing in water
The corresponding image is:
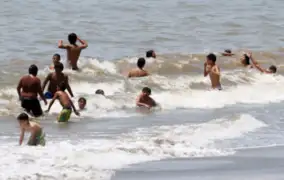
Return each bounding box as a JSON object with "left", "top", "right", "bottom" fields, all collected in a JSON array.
[
  {"left": 42, "top": 62, "right": 74, "bottom": 99},
  {"left": 17, "top": 65, "right": 47, "bottom": 117},
  {"left": 204, "top": 53, "right": 222, "bottom": 90},
  {"left": 58, "top": 33, "right": 88, "bottom": 71}
]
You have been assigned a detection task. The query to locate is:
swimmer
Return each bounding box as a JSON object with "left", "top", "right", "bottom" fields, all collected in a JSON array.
[
  {"left": 42, "top": 62, "right": 74, "bottom": 99},
  {"left": 95, "top": 89, "right": 105, "bottom": 96},
  {"left": 17, "top": 64, "right": 47, "bottom": 117},
  {"left": 45, "top": 82, "right": 80, "bottom": 122},
  {"left": 49, "top": 54, "right": 61, "bottom": 70},
  {"left": 248, "top": 52, "right": 277, "bottom": 74},
  {"left": 128, "top": 57, "right": 149, "bottom": 78},
  {"left": 17, "top": 113, "right": 45, "bottom": 146},
  {"left": 136, "top": 87, "right": 157, "bottom": 109},
  {"left": 58, "top": 33, "right": 88, "bottom": 71},
  {"left": 78, "top": 97, "right": 87, "bottom": 110},
  {"left": 204, "top": 53, "right": 222, "bottom": 90},
  {"left": 146, "top": 50, "right": 156, "bottom": 58},
  {"left": 221, "top": 49, "right": 234, "bottom": 56},
  {"left": 240, "top": 54, "right": 253, "bottom": 68}
]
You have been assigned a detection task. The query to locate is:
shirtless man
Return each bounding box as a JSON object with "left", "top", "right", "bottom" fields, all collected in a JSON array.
[
  {"left": 128, "top": 58, "right": 149, "bottom": 78},
  {"left": 248, "top": 52, "right": 277, "bottom": 74},
  {"left": 136, "top": 87, "right": 157, "bottom": 109},
  {"left": 42, "top": 62, "right": 74, "bottom": 99},
  {"left": 58, "top": 33, "right": 88, "bottom": 70},
  {"left": 17, "top": 64, "right": 47, "bottom": 117},
  {"left": 204, "top": 53, "right": 222, "bottom": 90},
  {"left": 17, "top": 112, "right": 45, "bottom": 146},
  {"left": 45, "top": 82, "right": 79, "bottom": 122}
]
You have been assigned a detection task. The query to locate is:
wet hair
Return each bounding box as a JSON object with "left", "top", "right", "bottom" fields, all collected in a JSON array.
[
  {"left": 224, "top": 49, "right": 231, "bottom": 54},
  {"left": 146, "top": 50, "right": 154, "bottom": 58},
  {"left": 29, "top": 64, "right": 38, "bottom": 76},
  {"left": 269, "top": 65, "right": 277, "bottom": 73},
  {"left": 53, "top": 53, "right": 61, "bottom": 60},
  {"left": 243, "top": 54, "right": 250, "bottom": 65},
  {"left": 137, "top": 57, "right": 146, "bottom": 69},
  {"left": 68, "top": 33, "right": 77, "bottom": 45},
  {"left": 142, "top": 87, "right": 151, "bottom": 95},
  {"left": 58, "top": 82, "right": 67, "bottom": 91},
  {"left": 207, "top": 53, "right": 217, "bottom": 62},
  {"left": 95, "top": 89, "right": 105, "bottom": 96},
  {"left": 54, "top": 62, "right": 64, "bottom": 71},
  {"left": 17, "top": 113, "right": 29, "bottom": 121},
  {"left": 78, "top": 97, "right": 87, "bottom": 104}
]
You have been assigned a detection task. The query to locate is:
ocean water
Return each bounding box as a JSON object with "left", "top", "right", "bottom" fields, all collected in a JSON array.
[{"left": 1, "top": 0, "right": 284, "bottom": 179}]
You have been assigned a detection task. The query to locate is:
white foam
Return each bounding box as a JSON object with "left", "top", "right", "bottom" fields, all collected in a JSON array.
[{"left": 0, "top": 114, "right": 265, "bottom": 179}]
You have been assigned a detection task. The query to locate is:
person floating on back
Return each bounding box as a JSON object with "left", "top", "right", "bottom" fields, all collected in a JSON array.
[
  {"left": 204, "top": 53, "right": 222, "bottom": 90},
  {"left": 78, "top": 97, "right": 87, "bottom": 110},
  {"left": 128, "top": 57, "right": 149, "bottom": 78},
  {"left": 17, "top": 64, "right": 47, "bottom": 117},
  {"left": 247, "top": 52, "right": 277, "bottom": 74},
  {"left": 17, "top": 112, "right": 46, "bottom": 146},
  {"left": 49, "top": 54, "right": 61, "bottom": 70},
  {"left": 45, "top": 82, "right": 80, "bottom": 122},
  {"left": 58, "top": 33, "right": 88, "bottom": 71},
  {"left": 146, "top": 50, "right": 156, "bottom": 59},
  {"left": 42, "top": 62, "right": 74, "bottom": 99},
  {"left": 136, "top": 87, "right": 157, "bottom": 109}
]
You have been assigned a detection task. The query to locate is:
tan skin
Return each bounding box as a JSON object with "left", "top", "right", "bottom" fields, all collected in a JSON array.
[
  {"left": 49, "top": 55, "right": 61, "bottom": 70},
  {"left": 42, "top": 69, "right": 74, "bottom": 97},
  {"left": 136, "top": 92, "right": 156, "bottom": 109},
  {"left": 18, "top": 120, "right": 42, "bottom": 145},
  {"left": 45, "top": 90, "right": 80, "bottom": 116},
  {"left": 204, "top": 60, "right": 221, "bottom": 89},
  {"left": 247, "top": 52, "right": 274, "bottom": 74},
  {"left": 17, "top": 75, "right": 47, "bottom": 105},
  {"left": 128, "top": 68, "right": 149, "bottom": 78},
  {"left": 58, "top": 37, "right": 88, "bottom": 70}
]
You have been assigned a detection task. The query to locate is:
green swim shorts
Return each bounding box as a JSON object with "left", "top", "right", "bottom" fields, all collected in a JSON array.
[
  {"left": 57, "top": 108, "right": 72, "bottom": 122},
  {"left": 28, "top": 131, "right": 46, "bottom": 146}
]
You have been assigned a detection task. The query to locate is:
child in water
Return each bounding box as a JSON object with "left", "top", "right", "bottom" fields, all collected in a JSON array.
[
  {"left": 49, "top": 54, "right": 61, "bottom": 70},
  {"left": 78, "top": 97, "right": 87, "bottom": 110},
  {"left": 136, "top": 87, "right": 157, "bottom": 109},
  {"left": 45, "top": 82, "right": 80, "bottom": 122},
  {"left": 17, "top": 112, "right": 45, "bottom": 146}
]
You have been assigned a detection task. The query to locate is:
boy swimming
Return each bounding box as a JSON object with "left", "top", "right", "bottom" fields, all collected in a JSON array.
[
  {"left": 17, "top": 113, "right": 45, "bottom": 146},
  {"left": 78, "top": 97, "right": 87, "bottom": 110},
  {"left": 45, "top": 82, "right": 80, "bottom": 122},
  {"left": 136, "top": 87, "right": 157, "bottom": 109}
]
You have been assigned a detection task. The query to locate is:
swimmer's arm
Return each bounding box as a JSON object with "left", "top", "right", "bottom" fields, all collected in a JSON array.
[
  {"left": 70, "top": 99, "right": 79, "bottom": 113},
  {"left": 77, "top": 37, "right": 88, "bottom": 49},
  {"left": 16, "top": 78, "right": 22, "bottom": 100},
  {"left": 65, "top": 76, "right": 74, "bottom": 97},
  {"left": 42, "top": 73, "right": 51, "bottom": 92},
  {"left": 58, "top": 40, "right": 70, "bottom": 49},
  {"left": 46, "top": 93, "right": 58, "bottom": 111},
  {"left": 19, "top": 128, "right": 25, "bottom": 145},
  {"left": 136, "top": 96, "right": 150, "bottom": 108},
  {"left": 37, "top": 79, "right": 47, "bottom": 105},
  {"left": 249, "top": 55, "right": 270, "bottom": 73}
]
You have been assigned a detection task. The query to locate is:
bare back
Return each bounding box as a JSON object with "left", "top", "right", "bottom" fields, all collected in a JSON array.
[
  {"left": 128, "top": 68, "right": 149, "bottom": 78},
  {"left": 209, "top": 65, "right": 221, "bottom": 88},
  {"left": 19, "top": 75, "right": 41, "bottom": 98},
  {"left": 66, "top": 45, "right": 82, "bottom": 70}
]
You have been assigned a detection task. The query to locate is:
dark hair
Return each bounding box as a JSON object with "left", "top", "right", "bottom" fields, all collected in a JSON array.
[
  {"left": 224, "top": 49, "right": 231, "bottom": 54},
  {"left": 142, "top": 87, "right": 151, "bottom": 95},
  {"left": 68, "top": 33, "right": 77, "bottom": 45},
  {"left": 244, "top": 54, "right": 250, "bottom": 65},
  {"left": 29, "top": 64, "right": 38, "bottom": 76},
  {"left": 53, "top": 54, "right": 61, "bottom": 60},
  {"left": 78, "top": 97, "right": 87, "bottom": 103},
  {"left": 207, "top": 53, "right": 217, "bottom": 62},
  {"left": 146, "top": 50, "right": 154, "bottom": 58},
  {"left": 137, "top": 57, "right": 146, "bottom": 69},
  {"left": 269, "top": 65, "right": 277, "bottom": 73},
  {"left": 95, "top": 89, "right": 105, "bottom": 96},
  {"left": 17, "top": 113, "right": 29, "bottom": 121},
  {"left": 58, "top": 82, "right": 67, "bottom": 91},
  {"left": 54, "top": 62, "right": 64, "bottom": 71}
]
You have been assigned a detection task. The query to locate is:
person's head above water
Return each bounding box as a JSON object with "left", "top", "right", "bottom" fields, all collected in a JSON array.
[
  {"left": 54, "top": 62, "right": 64, "bottom": 73},
  {"left": 95, "top": 89, "right": 105, "bottom": 96},
  {"left": 78, "top": 97, "right": 87, "bottom": 110},
  {"left": 206, "top": 53, "right": 217, "bottom": 65},
  {"left": 53, "top": 54, "right": 61, "bottom": 64},
  {"left": 68, "top": 33, "right": 77, "bottom": 45},
  {"left": 29, "top": 64, "right": 38, "bottom": 76},
  {"left": 224, "top": 49, "right": 231, "bottom": 54},
  {"left": 269, "top": 65, "right": 277, "bottom": 73},
  {"left": 57, "top": 82, "right": 67, "bottom": 91},
  {"left": 241, "top": 54, "right": 250, "bottom": 66},
  {"left": 17, "top": 112, "right": 29, "bottom": 126},
  {"left": 146, "top": 50, "right": 156, "bottom": 58},
  {"left": 137, "top": 57, "right": 146, "bottom": 69},
  {"left": 142, "top": 87, "right": 151, "bottom": 96}
]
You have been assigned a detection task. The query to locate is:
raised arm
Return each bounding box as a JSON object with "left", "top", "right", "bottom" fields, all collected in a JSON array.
[
  {"left": 58, "top": 40, "right": 69, "bottom": 49},
  {"left": 65, "top": 76, "right": 74, "bottom": 97},
  {"left": 248, "top": 53, "right": 271, "bottom": 73},
  {"left": 77, "top": 37, "right": 88, "bottom": 49},
  {"left": 17, "top": 78, "right": 22, "bottom": 100}
]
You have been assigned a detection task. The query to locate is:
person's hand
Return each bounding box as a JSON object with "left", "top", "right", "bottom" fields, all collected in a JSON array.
[
  {"left": 44, "top": 100, "right": 47, "bottom": 105},
  {"left": 75, "top": 111, "right": 80, "bottom": 116},
  {"left": 44, "top": 109, "right": 49, "bottom": 113},
  {"left": 247, "top": 52, "right": 252, "bottom": 58}
]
